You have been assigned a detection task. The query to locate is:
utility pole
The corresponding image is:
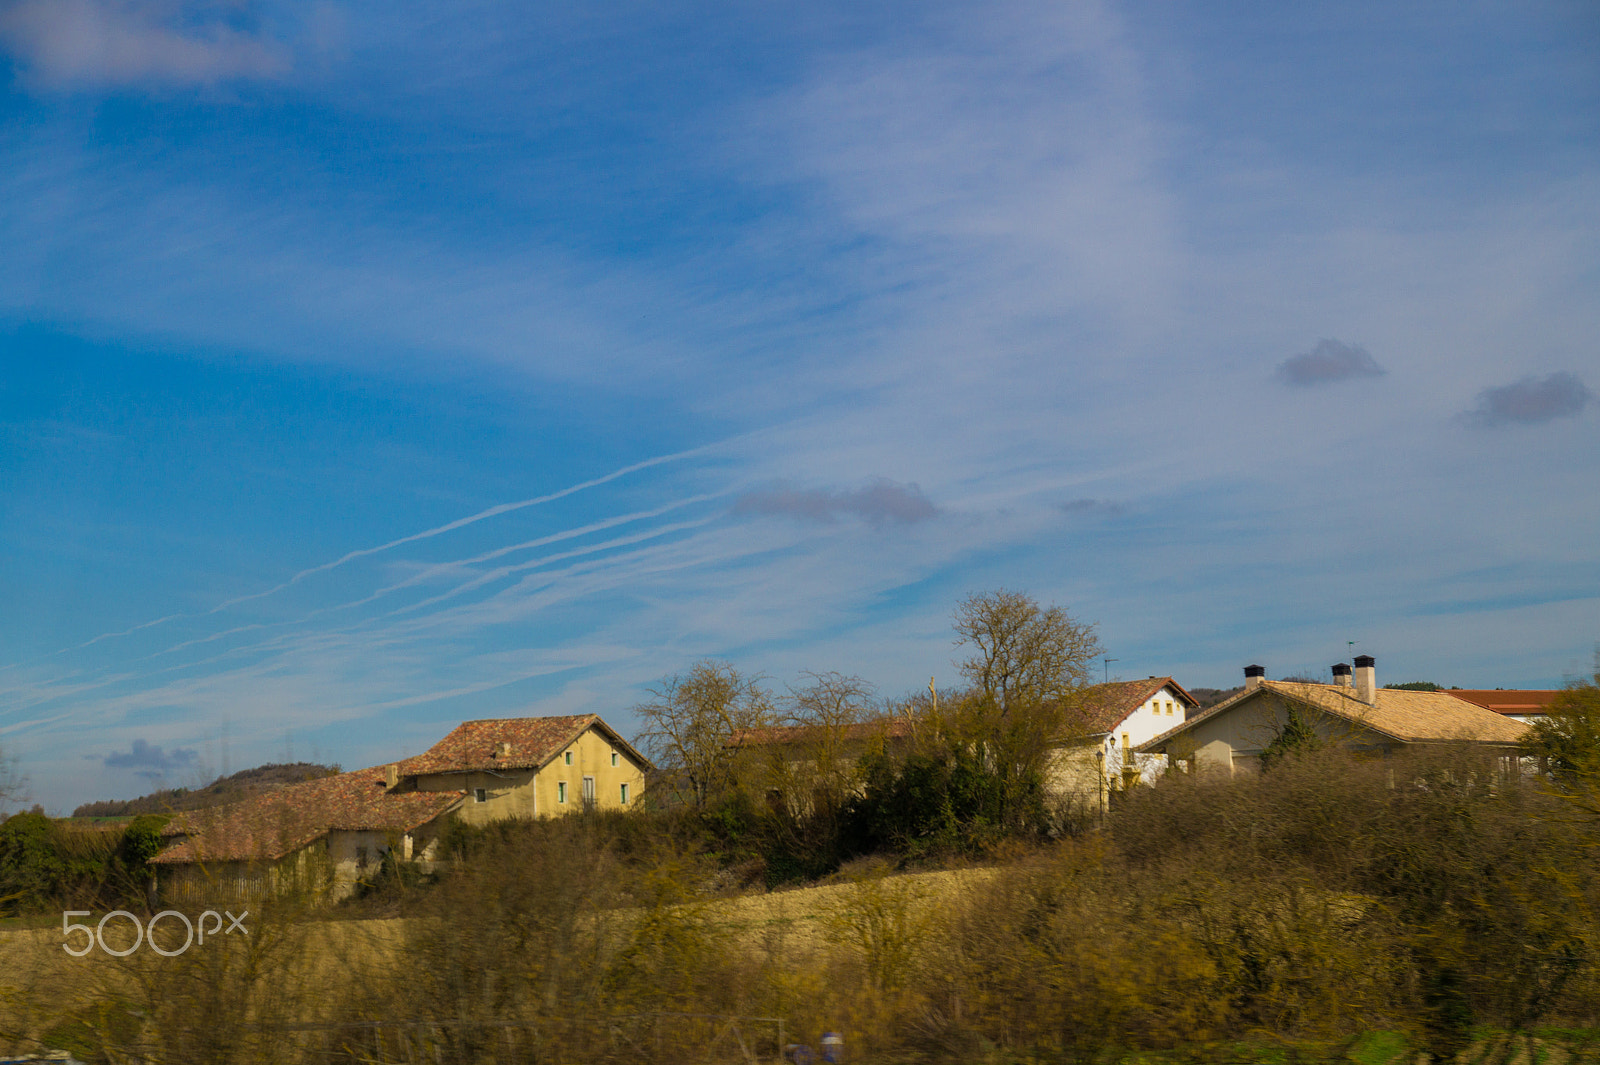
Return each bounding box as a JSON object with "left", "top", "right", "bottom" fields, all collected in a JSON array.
[{"left": 929, "top": 676, "right": 938, "bottom": 714}]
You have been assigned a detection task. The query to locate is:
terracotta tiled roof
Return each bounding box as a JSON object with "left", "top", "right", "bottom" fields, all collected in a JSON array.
[
  {"left": 726, "top": 717, "right": 915, "bottom": 748},
  {"left": 151, "top": 767, "right": 463, "bottom": 864},
  {"left": 396, "top": 714, "right": 650, "bottom": 775},
  {"left": 1138, "top": 680, "right": 1528, "bottom": 753},
  {"left": 1069, "top": 677, "right": 1198, "bottom": 735},
  {"left": 1445, "top": 690, "right": 1561, "bottom": 716}
]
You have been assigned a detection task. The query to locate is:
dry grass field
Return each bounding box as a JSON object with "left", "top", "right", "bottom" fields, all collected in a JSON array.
[{"left": 0, "top": 865, "right": 992, "bottom": 1058}]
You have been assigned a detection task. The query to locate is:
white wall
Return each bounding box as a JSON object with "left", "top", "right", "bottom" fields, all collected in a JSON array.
[{"left": 1101, "top": 685, "right": 1188, "bottom": 782}]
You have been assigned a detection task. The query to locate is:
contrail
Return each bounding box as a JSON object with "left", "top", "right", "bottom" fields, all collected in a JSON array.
[
  {"left": 378, "top": 516, "right": 720, "bottom": 622},
  {"left": 136, "top": 491, "right": 726, "bottom": 663},
  {"left": 58, "top": 444, "right": 713, "bottom": 654},
  {"left": 0, "top": 517, "right": 728, "bottom": 721}
]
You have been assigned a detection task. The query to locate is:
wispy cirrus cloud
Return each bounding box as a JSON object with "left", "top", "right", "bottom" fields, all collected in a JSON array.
[
  {"left": 0, "top": 0, "right": 289, "bottom": 89},
  {"left": 1275, "top": 339, "right": 1386, "bottom": 386},
  {"left": 1465, "top": 372, "right": 1593, "bottom": 427},
  {"left": 735, "top": 479, "right": 939, "bottom": 527}
]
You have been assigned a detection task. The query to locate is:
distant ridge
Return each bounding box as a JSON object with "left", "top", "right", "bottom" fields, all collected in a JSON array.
[
  {"left": 1188, "top": 686, "right": 1242, "bottom": 710},
  {"left": 71, "top": 762, "right": 340, "bottom": 818}
]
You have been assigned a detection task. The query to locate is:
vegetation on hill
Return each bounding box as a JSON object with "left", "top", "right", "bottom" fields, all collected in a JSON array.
[
  {"left": 70, "top": 762, "right": 340, "bottom": 819},
  {"left": 1189, "top": 685, "right": 1242, "bottom": 709},
  {"left": 15, "top": 736, "right": 1600, "bottom": 1064}
]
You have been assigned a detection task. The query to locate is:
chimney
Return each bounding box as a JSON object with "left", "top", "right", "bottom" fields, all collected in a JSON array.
[
  {"left": 1244, "top": 664, "right": 1266, "bottom": 691},
  {"left": 385, "top": 764, "right": 398, "bottom": 790},
  {"left": 496, "top": 741, "right": 512, "bottom": 759},
  {"left": 1332, "top": 662, "right": 1352, "bottom": 687},
  {"left": 1353, "top": 655, "right": 1376, "bottom": 704}
]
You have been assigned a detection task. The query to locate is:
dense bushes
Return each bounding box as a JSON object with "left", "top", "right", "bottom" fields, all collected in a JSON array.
[
  {"left": 1114, "top": 747, "right": 1600, "bottom": 1052},
  {"left": 0, "top": 812, "right": 167, "bottom": 914}
]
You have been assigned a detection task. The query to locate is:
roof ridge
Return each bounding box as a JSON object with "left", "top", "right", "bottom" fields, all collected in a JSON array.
[{"left": 455, "top": 711, "right": 596, "bottom": 724}]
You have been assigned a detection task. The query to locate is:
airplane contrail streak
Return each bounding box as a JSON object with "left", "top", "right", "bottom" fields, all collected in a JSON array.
[{"left": 55, "top": 443, "right": 714, "bottom": 655}]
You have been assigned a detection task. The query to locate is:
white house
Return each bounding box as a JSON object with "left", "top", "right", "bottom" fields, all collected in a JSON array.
[{"left": 1045, "top": 676, "right": 1200, "bottom": 811}]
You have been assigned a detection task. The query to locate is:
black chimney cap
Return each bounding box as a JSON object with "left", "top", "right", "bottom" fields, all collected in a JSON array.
[
  {"left": 1331, "top": 663, "right": 1352, "bottom": 676},
  {"left": 1353, "top": 654, "right": 1375, "bottom": 668},
  {"left": 1244, "top": 664, "right": 1266, "bottom": 678}
]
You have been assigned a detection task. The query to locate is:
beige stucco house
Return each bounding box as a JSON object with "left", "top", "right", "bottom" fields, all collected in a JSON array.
[
  {"left": 1136, "top": 657, "right": 1527, "bottom": 774},
  {"left": 152, "top": 713, "right": 649, "bottom": 901},
  {"left": 395, "top": 713, "right": 649, "bottom": 823}
]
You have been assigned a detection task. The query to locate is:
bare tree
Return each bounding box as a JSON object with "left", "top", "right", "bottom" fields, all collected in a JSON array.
[
  {"left": 0, "top": 745, "right": 26, "bottom": 815},
  {"left": 633, "top": 660, "right": 775, "bottom": 808},
  {"left": 952, "top": 589, "right": 1101, "bottom": 718},
  {"left": 948, "top": 590, "right": 1102, "bottom": 826},
  {"left": 776, "top": 672, "right": 879, "bottom": 815},
  {"left": 787, "top": 671, "right": 876, "bottom": 732}
]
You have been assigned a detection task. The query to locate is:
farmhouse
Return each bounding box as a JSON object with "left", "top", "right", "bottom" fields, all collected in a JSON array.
[
  {"left": 152, "top": 713, "right": 649, "bottom": 901},
  {"left": 1136, "top": 657, "right": 1527, "bottom": 773}
]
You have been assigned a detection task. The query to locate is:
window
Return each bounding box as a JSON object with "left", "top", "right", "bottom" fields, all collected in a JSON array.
[
  {"left": 356, "top": 846, "right": 369, "bottom": 870},
  {"left": 564, "top": 750, "right": 573, "bottom": 765},
  {"left": 582, "top": 776, "right": 596, "bottom": 810},
  {"left": 557, "top": 781, "right": 568, "bottom": 804},
  {"left": 619, "top": 782, "right": 629, "bottom": 804},
  {"left": 1166, "top": 701, "right": 1174, "bottom": 715},
  {"left": 611, "top": 752, "right": 618, "bottom": 767},
  {"left": 474, "top": 787, "right": 487, "bottom": 803}
]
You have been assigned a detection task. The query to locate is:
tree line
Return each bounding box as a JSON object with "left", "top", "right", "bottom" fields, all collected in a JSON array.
[{"left": 626, "top": 589, "right": 1106, "bottom": 881}]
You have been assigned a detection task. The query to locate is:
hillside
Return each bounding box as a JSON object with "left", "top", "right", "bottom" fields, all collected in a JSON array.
[
  {"left": 70, "top": 761, "right": 339, "bottom": 818},
  {"left": 1187, "top": 685, "right": 1242, "bottom": 710}
]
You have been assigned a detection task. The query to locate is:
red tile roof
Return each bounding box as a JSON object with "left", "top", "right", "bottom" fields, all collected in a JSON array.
[
  {"left": 396, "top": 713, "right": 649, "bottom": 775},
  {"left": 152, "top": 767, "right": 462, "bottom": 864},
  {"left": 1069, "top": 677, "right": 1198, "bottom": 735},
  {"left": 1445, "top": 690, "right": 1561, "bottom": 716}
]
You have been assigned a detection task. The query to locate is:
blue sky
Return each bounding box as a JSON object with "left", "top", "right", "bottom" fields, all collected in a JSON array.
[{"left": 1, "top": 0, "right": 1596, "bottom": 812}]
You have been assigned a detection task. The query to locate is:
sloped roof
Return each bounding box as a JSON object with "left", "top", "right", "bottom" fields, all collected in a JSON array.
[
  {"left": 1445, "top": 690, "right": 1560, "bottom": 716},
  {"left": 726, "top": 717, "right": 915, "bottom": 748},
  {"left": 152, "top": 767, "right": 462, "bottom": 864},
  {"left": 1138, "top": 679, "right": 1528, "bottom": 754},
  {"left": 397, "top": 714, "right": 650, "bottom": 775},
  {"left": 1070, "top": 677, "right": 1199, "bottom": 735}
]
